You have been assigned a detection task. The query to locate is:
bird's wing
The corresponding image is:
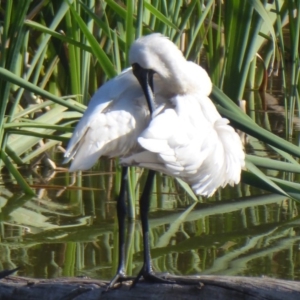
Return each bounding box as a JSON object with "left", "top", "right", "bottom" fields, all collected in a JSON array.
[
  {"left": 121, "top": 94, "right": 208, "bottom": 171},
  {"left": 122, "top": 94, "right": 244, "bottom": 196},
  {"left": 64, "top": 68, "right": 150, "bottom": 172},
  {"left": 63, "top": 100, "right": 112, "bottom": 164},
  {"left": 136, "top": 95, "right": 213, "bottom": 172}
]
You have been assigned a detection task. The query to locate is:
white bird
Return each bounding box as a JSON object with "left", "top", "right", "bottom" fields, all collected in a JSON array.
[{"left": 64, "top": 33, "right": 245, "bottom": 287}]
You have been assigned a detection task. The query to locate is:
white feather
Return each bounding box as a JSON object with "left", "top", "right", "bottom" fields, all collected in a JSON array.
[{"left": 64, "top": 68, "right": 150, "bottom": 172}]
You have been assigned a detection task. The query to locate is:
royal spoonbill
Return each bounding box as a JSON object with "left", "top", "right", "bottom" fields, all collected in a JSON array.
[{"left": 64, "top": 33, "right": 245, "bottom": 287}]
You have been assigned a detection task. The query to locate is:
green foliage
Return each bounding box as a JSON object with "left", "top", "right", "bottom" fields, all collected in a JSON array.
[{"left": 0, "top": 0, "right": 299, "bottom": 200}]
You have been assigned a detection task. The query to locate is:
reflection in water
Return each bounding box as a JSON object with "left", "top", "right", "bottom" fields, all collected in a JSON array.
[
  {"left": 0, "top": 161, "right": 300, "bottom": 281},
  {"left": 249, "top": 90, "right": 300, "bottom": 136}
]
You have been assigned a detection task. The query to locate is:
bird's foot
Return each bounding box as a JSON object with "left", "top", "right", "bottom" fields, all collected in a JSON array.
[
  {"left": 130, "top": 265, "right": 204, "bottom": 288},
  {"left": 107, "top": 271, "right": 135, "bottom": 290},
  {"left": 131, "top": 265, "right": 175, "bottom": 288}
]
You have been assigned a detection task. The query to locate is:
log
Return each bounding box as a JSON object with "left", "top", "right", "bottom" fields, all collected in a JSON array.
[{"left": 0, "top": 275, "right": 300, "bottom": 300}]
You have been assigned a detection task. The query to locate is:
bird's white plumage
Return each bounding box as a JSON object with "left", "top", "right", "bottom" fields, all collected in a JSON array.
[
  {"left": 65, "top": 33, "right": 245, "bottom": 196},
  {"left": 63, "top": 68, "right": 150, "bottom": 172}
]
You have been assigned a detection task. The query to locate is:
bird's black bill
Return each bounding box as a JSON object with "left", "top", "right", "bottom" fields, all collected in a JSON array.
[{"left": 132, "top": 63, "right": 155, "bottom": 114}]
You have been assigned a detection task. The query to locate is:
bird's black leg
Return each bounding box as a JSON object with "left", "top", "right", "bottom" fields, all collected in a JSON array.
[
  {"left": 131, "top": 170, "right": 175, "bottom": 288},
  {"left": 107, "top": 166, "right": 128, "bottom": 289}
]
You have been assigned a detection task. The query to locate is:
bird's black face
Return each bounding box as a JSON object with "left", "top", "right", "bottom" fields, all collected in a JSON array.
[{"left": 132, "top": 63, "right": 156, "bottom": 114}]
